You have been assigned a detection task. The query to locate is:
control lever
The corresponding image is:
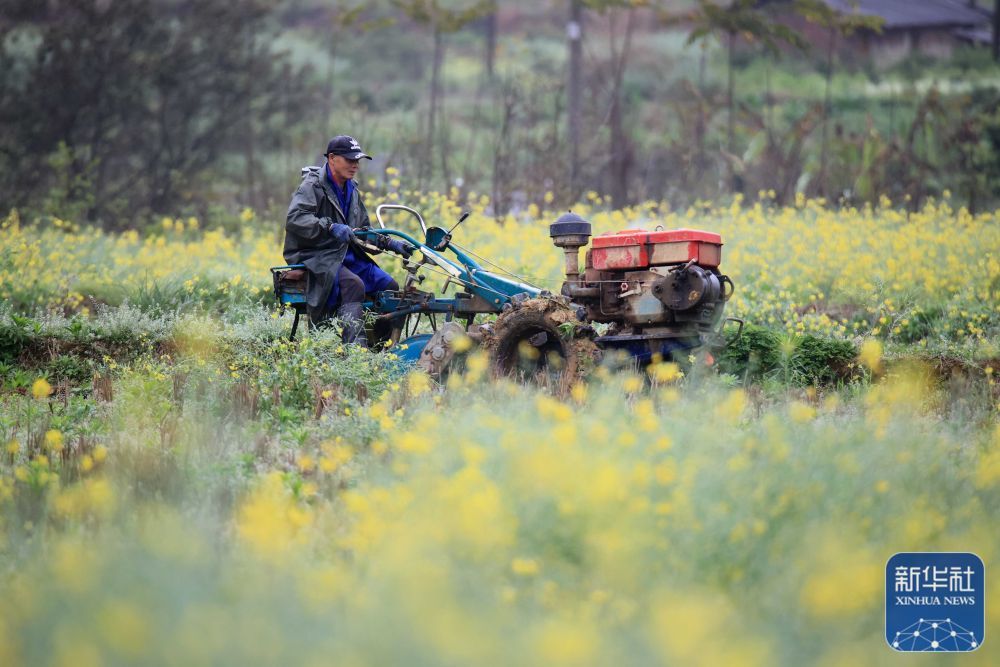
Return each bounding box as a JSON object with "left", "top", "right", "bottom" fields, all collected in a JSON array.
[{"left": 448, "top": 211, "right": 471, "bottom": 234}]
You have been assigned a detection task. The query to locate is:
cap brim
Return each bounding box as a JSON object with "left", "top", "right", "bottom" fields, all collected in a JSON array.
[{"left": 345, "top": 151, "right": 372, "bottom": 160}]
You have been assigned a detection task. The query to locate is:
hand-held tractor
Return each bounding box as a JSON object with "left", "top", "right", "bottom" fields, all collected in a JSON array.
[{"left": 271, "top": 205, "right": 740, "bottom": 383}]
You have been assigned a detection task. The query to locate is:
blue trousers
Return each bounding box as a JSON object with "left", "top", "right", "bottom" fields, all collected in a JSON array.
[{"left": 326, "top": 249, "right": 398, "bottom": 307}]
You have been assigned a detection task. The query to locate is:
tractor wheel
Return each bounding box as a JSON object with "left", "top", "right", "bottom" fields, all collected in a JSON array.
[{"left": 487, "top": 298, "right": 599, "bottom": 394}]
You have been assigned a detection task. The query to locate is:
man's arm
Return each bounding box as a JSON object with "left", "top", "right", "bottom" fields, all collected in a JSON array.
[
  {"left": 286, "top": 182, "right": 333, "bottom": 242},
  {"left": 353, "top": 191, "right": 413, "bottom": 256}
]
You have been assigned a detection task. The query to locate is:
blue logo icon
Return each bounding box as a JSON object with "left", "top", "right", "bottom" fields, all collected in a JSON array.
[{"left": 886, "top": 552, "right": 984, "bottom": 651}]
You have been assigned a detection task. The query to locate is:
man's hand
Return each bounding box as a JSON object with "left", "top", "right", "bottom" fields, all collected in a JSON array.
[
  {"left": 330, "top": 223, "right": 353, "bottom": 243},
  {"left": 386, "top": 238, "right": 414, "bottom": 258},
  {"left": 372, "top": 233, "right": 414, "bottom": 258}
]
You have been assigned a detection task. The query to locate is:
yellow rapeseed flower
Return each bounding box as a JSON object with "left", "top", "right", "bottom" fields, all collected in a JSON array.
[
  {"left": 451, "top": 333, "right": 473, "bottom": 353},
  {"left": 407, "top": 371, "right": 431, "bottom": 397},
  {"left": 801, "top": 558, "right": 881, "bottom": 619},
  {"left": 298, "top": 455, "right": 315, "bottom": 473},
  {"left": 622, "top": 376, "right": 643, "bottom": 393},
  {"left": 788, "top": 401, "right": 816, "bottom": 423},
  {"left": 859, "top": 339, "right": 883, "bottom": 372},
  {"left": 396, "top": 431, "right": 433, "bottom": 455},
  {"left": 44, "top": 429, "right": 64, "bottom": 452},
  {"left": 647, "top": 361, "right": 682, "bottom": 383},
  {"left": 975, "top": 436, "right": 1000, "bottom": 489},
  {"left": 31, "top": 378, "right": 52, "bottom": 399},
  {"left": 236, "top": 473, "right": 313, "bottom": 560},
  {"left": 510, "top": 557, "right": 540, "bottom": 576},
  {"left": 715, "top": 389, "right": 746, "bottom": 423}
]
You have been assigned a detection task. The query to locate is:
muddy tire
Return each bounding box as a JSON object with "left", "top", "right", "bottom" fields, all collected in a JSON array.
[{"left": 487, "top": 298, "right": 599, "bottom": 394}]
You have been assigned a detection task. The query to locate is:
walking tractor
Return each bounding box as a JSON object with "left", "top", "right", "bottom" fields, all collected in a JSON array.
[{"left": 271, "top": 205, "right": 741, "bottom": 383}]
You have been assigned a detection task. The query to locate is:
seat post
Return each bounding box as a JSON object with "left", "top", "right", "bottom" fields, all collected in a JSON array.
[{"left": 289, "top": 306, "right": 301, "bottom": 341}]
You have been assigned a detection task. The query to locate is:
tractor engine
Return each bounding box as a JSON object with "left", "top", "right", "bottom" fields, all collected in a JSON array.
[{"left": 550, "top": 212, "right": 734, "bottom": 361}]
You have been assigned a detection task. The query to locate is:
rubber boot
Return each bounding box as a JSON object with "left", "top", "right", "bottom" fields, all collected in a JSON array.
[{"left": 336, "top": 301, "right": 367, "bottom": 348}]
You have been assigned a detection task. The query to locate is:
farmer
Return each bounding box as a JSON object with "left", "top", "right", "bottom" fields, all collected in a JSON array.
[{"left": 284, "top": 135, "right": 412, "bottom": 346}]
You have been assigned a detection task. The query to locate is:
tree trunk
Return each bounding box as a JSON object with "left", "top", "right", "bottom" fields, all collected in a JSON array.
[
  {"left": 461, "top": 73, "right": 488, "bottom": 191},
  {"left": 492, "top": 82, "right": 517, "bottom": 220},
  {"left": 695, "top": 41, "right": 707, "bottom": 180},
  {"left": 727, "top": 29, "right": 735, "bottom": 158},
  {"left": 246, "top": 113, "right": 257, "bottom": 209},
  {"left": 425, "top": 27, "right": 445, "bottom": 191},
  {"left": 321, "top": 40, "right": 338, "bottom": 131},
  {"left": 764, "top": 56, "right": 772, "bottom": 129},
  {"left": 441, "top": 86, "right": 452, "bottom": 188},
  {"left": 484, "top": 3, "right": 497, "bottom": 79},
  {"left": 567, "top": 0, "right": 583, "bottom": 199},
  {"left": 726, "top": 29, "right": 738, "bottom": 193},
  {"left": 608, "top": 8, "right": 636, "bottom": 207},
  {"left": 993, "top": 0, "right": 999, "bottom": 62},
  {"left": 819, "top": 26, "right": 835, "bottom": 198}
]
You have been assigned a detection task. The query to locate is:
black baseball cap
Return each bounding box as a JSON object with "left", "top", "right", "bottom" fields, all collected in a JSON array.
[{"left": 326, "top": 135, "right": 372, "bottom": 160}]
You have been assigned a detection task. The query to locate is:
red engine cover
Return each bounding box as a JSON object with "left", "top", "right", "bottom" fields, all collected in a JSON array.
[{"left": 590, "top": 228, "right": 723, "bottom": 271}]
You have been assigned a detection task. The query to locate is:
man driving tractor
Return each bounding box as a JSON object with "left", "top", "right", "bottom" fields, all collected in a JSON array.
[
  {"left": 274, "top": 138, "right": 735, "bottom": 373},
  {"left": 283, "top": 135, "right": 413, "bottom": 346}
]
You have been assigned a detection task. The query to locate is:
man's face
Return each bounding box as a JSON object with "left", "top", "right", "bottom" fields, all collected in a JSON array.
[{"left": 328, "top": 154, "right": 360, "bottom": 184}]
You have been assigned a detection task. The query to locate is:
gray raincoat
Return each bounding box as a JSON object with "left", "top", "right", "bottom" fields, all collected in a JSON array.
[{"left": 283, "top": 165, "right": 374, "bottom": 323}]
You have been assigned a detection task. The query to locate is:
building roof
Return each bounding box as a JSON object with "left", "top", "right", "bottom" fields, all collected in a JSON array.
[
  {"left": 954, "top": 25, "right": 994, "bottom": 44},
  {"left": 824, "top": 0, "right": 991, "bottom": 29}
]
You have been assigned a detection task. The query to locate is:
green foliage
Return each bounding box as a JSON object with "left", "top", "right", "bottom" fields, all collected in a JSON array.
[
  {"left": 783, "top": 333, "right": 856, "bottom": 385},
  {"left": 0, "top": 0, "right": 316, "bottom": 225},
  {"left": 391, "top": 0, "right": 493, "bottom": 32},
  {"left": 0, "top": 362, "right": 34, "bottom": 393},
  {"left": 793, "top": 0, "right": 885, "bottom": 36},
  {"left": 3, "top": 0, "right": 1000, "bottom": 216},
  {"left": 40, "top": 142, "right": 96, "bottom": 223},
  {"left": 223, "top": 328, "right": 407, "bottom": 426},
  {"left": 0, "top": 310, "right": 39, "bottom": 364},
  {"left": 717, "top": 323, "right": 856, "bottom": 386},
  {"left": 42, "top": 353, "right": 93, "bottom": 384},
  {"left": 717, "top": 323, "right": 780, "bottom": 380}
]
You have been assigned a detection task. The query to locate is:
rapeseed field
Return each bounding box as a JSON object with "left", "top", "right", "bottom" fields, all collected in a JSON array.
[
  {"left": 3, "top": 190, "right": 998, "bottom": 344},
  {"left": 0, "top": 190, "right": 998, "bottom": 665}
]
